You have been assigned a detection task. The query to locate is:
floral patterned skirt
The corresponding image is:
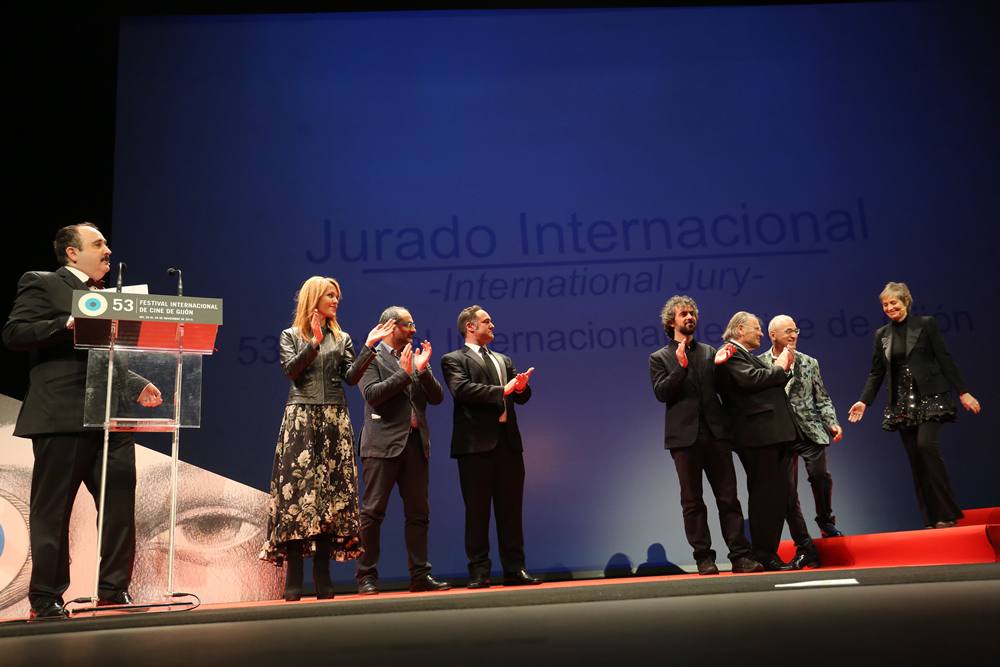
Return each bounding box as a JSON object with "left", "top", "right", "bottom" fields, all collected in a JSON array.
[
  {"left": 258, "top": 403, "right": 363, "bottom": 564},
  {"left": 882, "top": 365, "right": 957, "bottom": 432}
]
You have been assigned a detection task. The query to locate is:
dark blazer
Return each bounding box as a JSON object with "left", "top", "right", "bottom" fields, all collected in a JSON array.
[
  {"left": 859, "top": 315, "right": 967, "bottom": 405},
  {"left": 4, "top": 268, "right": 101, "bottom": 435},
  {"left": 359, "top": 343, "right": 444, "bottom": 459},
  {"left": 649, "top": 339, "right": 731, "bottom": 449},
  {"left": 3, "top": 268, "right": 152, "bottom": 437},
  {"left": 440, "top": 345, "right": 531, "bottom": 458},
  {"left": 715, "top": 344, "right": 797, "bottom": 449}
]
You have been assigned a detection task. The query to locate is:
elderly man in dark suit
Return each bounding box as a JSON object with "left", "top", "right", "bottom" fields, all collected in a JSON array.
[
  {"left": 760, "top": 314, "right": 845, "bottom": 570},
  {"left": 3, "top": 222, "right": 162, "bottom": 619},
  {"left": 649, "top": 295, "right": 761, "bottom": 575},
  {"left": 440, "top": 305, "right": 538, "bottom": 588},
  {"left": 715, "top": 311, "right": 796, "bottom": 571},
  {"left": 356, "top": 306, "right": 450, "bottom": 594}
]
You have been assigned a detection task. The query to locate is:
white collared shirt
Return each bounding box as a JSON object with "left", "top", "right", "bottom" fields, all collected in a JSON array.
[
  {"left": 65, "top": 265, "right": 92, "bottom": 285},
  {"left": 727, "top": 339, "right": 750, "bottom": 354}
]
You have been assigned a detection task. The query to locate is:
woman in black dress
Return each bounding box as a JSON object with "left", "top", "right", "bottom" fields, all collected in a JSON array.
[
  {"left": 260, "top": 276, "right": 394, "bottom": 600},
  {"left": 848, "top": 282, "right": 982, "bottom": 528}
]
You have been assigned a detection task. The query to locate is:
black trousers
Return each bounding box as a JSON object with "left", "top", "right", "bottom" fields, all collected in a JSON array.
[
  {"left": 29, "top": 431, "right": 136, "bottom": 609},
  {"left": 357, "top": 430, "right": 431, "bottom": 580},
  {"left": 786, "top": 439, "right": 835, "bottom": 547},
  {"left": 670, "top": 436, "right": 752, "bottom": 563},
  {"left": 457, "top": 429, "right": 526, "bottom": 577},
  {"left": 736, "top": 443, "right": 792, "bottom": 560},
  {"left": 898, "top": 422, "right": 963, "bottom": 526}
]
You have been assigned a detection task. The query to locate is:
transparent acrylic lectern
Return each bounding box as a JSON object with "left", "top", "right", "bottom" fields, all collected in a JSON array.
[{"left": 72, "top": 290, "right": 223, "bottom": 610}]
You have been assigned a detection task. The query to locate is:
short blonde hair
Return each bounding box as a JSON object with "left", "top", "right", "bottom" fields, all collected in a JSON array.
[
  {"left": 879, "top": 281, "right": 912, "bottom": 310},
  {"left": 292, "top": 276, "right": 343, "bottom": 342}
]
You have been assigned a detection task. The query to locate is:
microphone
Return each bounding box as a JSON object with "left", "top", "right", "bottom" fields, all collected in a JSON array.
[
  {"left": 116, "top": 262, "right": 127, "bottom": 292},
  {"left": 167, "top": 267, "right": 183, "bottom": 296}
]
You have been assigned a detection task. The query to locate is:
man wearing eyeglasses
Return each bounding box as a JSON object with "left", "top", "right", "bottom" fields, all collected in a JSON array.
[
  {"left": 355, "top": 306, "right": 451, "bottom": 594},
  {"left": 759, "top": 315, "right": 844, "bottom": 569}
]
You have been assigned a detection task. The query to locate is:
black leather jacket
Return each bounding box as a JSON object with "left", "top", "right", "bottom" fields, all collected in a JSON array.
[{"left": 279, "top": 326, "right": 375, "bottom": 405}]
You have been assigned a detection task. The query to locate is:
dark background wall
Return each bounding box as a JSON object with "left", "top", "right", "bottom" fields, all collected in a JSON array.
[{"left": 3, "top": 16, "right": 119, "bottom": 398}]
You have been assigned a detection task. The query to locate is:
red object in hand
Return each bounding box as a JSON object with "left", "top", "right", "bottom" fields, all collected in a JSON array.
[{"left": 714, "top": 343, "right": 736, "bottom": 365}]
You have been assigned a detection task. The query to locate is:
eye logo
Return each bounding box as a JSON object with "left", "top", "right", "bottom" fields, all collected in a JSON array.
[
  {"left": 0, "top": 492, "right": 31, "bottom": 596},
  {"left": 77, "top": 293, "right": 108, "bottom": 317}
]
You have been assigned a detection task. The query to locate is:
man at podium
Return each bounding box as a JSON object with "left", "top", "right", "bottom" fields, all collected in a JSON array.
[{"left": 2, "top": 222, "right": 162, "bottom": 620}]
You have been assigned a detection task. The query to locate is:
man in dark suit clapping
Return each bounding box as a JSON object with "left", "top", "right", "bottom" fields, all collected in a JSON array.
[
  {"left": 356, "top": 306, "right": 451, "bottom": 595},
  {"left": 649, "top": 296, "right": 762, "bottom": 575},
  {"left": 440, "top": 305, "right": 539, "bottom": 589},
  {"left": 715, "top": 311, "right": 797, "bottom": 571}
]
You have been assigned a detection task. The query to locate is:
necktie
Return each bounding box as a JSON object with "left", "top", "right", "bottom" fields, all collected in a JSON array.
[
  {"left": 480, "top": 347, "right": 507, "bottom": 423},
  {"left": 86, "top": 278, "right": 105, "bottom": 289},
  {"left": 479, "top": 347, "right": 501, "bottom": 385}
]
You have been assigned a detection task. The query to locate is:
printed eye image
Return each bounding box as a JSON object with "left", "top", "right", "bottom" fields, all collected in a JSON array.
[
  {"left": 149, "top": 506, "right": 261, "bottom": 554},
  {"left": 0, "top": 433, "right": 282, "bottom": 617},
  {"left": 0, "top": 489, "right": 32, "bottom": 610}
]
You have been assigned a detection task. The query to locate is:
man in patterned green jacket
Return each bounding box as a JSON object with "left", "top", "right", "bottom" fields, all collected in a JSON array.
[{"left": 759, "top": 315, "right": 845, "bottom": 569}]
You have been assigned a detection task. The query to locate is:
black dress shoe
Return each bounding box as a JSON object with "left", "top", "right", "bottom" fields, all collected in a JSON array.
[
  {"left": 29, "top": 601, "right": 68, "bottom": 620},
  {"left": 467, "top": 574, "right": 491, "bottom": 589},
  {"left": 790, "top": 550, "right": 821, "bottom": 570},
  {"left": 696, "top": 560, "right": 720, "bottom": 576},
  {"left": 410, "top": 574, "right": 451, "bottom": 592},
  {"left": 758, "top": 556, "right": 794, "bottom": 572},
  {"left": 818, "top": 523, "right": 844, "bottom": 538},
  {"left": 731, "top": 557, "right": 764, "bottom": 573},
  {"left": 97, "top": 591, "right": 134, "bottom": 606},
  {"left": 357, "top": 576, "right": 379, "bottom": 595},
  {"left": 933, "top": 520, "right": 957, "bottom": 529},
  {"left": 502, "top": 569, "right": 542, "bottom": 586}
]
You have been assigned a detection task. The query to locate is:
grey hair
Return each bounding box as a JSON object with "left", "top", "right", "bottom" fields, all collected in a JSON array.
[
  {"left": 378, "top": 306, "right": 409, "bottom": 325},
  {"left": 767, "top": 314, "right": 793, "bottom": 333},
  {"left": 879, "top": 282, "right": 912, "bottom": 310},
  {"left": 722, "top": 311, "right": 758, "bottom": 342}
]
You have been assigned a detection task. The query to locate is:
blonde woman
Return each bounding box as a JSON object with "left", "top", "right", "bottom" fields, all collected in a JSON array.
[
  {"left": 260, "top": 276, "right": 394, "bottom": 600},
  {"left": 848, "top": 282, "right": 982, "bottom": 528}
]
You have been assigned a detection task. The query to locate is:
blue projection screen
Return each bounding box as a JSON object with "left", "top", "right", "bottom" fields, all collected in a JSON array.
[{"left": 113, "top": 3, "right": 998, "bottom": 579}]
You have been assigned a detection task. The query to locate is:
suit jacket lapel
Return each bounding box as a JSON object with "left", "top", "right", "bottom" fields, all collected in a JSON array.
[
  {"left": 740, "top": 346, "right": 763, "bottom": 367},
  {"left": 378, "top": 343, "right": 398, "bottom": 370},
  {"left": 497, "top": 352, "right": 507, "bottom": 385},
  {"left": 905, "top": 317, "right": 921, "bottom": 358},
  {"left": 57, "top": 265, "right": 86, "bottom": 290},
  {"left": 463, "top": 345, "right": 488, "bottom": 372}
]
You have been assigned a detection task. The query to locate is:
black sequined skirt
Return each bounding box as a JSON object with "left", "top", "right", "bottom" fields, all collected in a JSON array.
[{"left": 882, "top": 365, "right": 957, "bottom": 431}]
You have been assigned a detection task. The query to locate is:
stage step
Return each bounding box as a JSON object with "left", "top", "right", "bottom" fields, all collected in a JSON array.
[{"left": 778, "top": 507, "right": 999, "bottom": 567}]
